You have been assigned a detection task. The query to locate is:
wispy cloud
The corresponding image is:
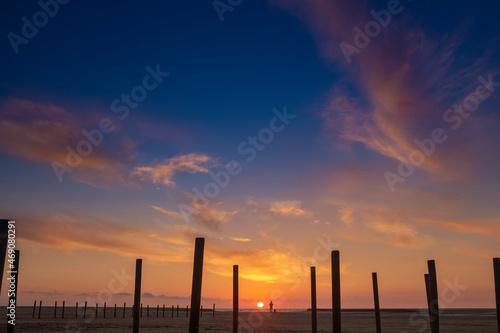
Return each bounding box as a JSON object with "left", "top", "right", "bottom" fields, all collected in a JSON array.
[{"left": 132, "top": 153, "right": 215, "bottom": 186}]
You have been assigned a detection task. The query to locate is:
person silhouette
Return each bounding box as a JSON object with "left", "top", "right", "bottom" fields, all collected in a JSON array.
[{"left": 269, "top": 301, "right": 273, "bottom": 313}]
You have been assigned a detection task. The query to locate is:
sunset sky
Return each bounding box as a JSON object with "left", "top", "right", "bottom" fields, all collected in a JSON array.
[{"left": 1, "top": 0, "right": 500, "bottom": 309}]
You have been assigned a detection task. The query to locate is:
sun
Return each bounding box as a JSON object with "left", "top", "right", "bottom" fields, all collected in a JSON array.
[{"left": 257, "top": 302, "right": 264, "bottom": 308}]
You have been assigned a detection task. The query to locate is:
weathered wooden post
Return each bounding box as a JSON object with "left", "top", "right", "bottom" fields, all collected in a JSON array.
[
  {"left": 372, "top": 272, "right": 381, "bottom": 333},
  {"left": 7, "top": 249, "right": 19, "bottom": 333},
  {"left": 311, "top": 266, "right": 317, "bottom": 333},
  {"left": 95, "top": 303, "right": 98, "bottom": 318},
  {"left": 32, "top": 300, "right": 36, "bottom": 318},
  {"left": 147, "top": 304, "right": 149, "bottom": 317},
  {"left": 84, "top": 301, "right": 87, "bottom": 318},
  {"left": 62, "top": 301, "right": 65, "bottom": 319},
  {"left": 189, "top": 237, "right": 205, "bottom": 333},
  {"left": 233, "top": 265, "right": 238, "bottom": 333},
  {"left": 75, "top": 302, "right": 78, "bottom": 318},
  {"left": 493, "top": 258, "right": 500, "bottom": 333},
  {"left": 157, "top": 305, "right": 159, "bottom": 318},
  {"left": 114, "top": 304, "right": 117, "bottom": 318},
  {"left": 186, "top": 305, "right": 189, "bottom": 317},
  {"left": 104, "top": 302, "right": 106, "bottom": 318},
  {"left": 54, "top": 301, "right": 57, "bottom": 318},
  {"left": 177, "top": 305, "right": 179, "bottom": 317},
  {"left": 424, "top": 273, "right": 431, "bottom": 318},
  {"left": 123, "top": 302, "right": 126, "bottom": 318},
  {"left": 163, "top": 304, "right": 165, "bottom": 317},
  {"left": 172, "top": 305, "right": 174, "bottom": 317},
  {"left": 133, "top": 259, "right": 142, "bottom": 333},
  {"left": 39, "top": 300, "right": 43, "bottom": 319},
  {"left": 213, "top": 303, "right": 215, "bottom": 317},
  {"left": 427, "top": 260, "right": 439, "bottom": 333},
  {"left": 0, "top": 220, "right": 9, "bottom": 296},
  {"left": 331, "top": 250, "right": 341, "bottom": 333}
]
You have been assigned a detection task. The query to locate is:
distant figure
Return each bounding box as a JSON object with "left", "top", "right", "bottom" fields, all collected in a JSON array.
[{"left": 269, "top": 301, "right": 273, "bottom": 313}]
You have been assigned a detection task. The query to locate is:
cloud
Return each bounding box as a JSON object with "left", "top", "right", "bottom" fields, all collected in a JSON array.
[
  {"left": 131, "top": 153, "right": 215, "bottom": 186},
  {"left": 275, "top": 0, "right": 500, "bottom": 180},
  {"left": 269, "top": 200, "right": 313, "bottom": 217},
  {"left": 231, "top": 237, "right": 251, "bottom": 242},
  {"left": 151, "top": 205, "right": 183, "bottom": 220}
]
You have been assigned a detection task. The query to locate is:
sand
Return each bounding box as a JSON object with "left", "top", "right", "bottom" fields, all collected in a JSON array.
[{"left": 1, "top": 307, "right": 498, "bottom": 332}]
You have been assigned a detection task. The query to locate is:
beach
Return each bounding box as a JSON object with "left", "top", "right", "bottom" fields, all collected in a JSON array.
[{"left": 2, "top": 307, "right": 498, "bottom": 332}]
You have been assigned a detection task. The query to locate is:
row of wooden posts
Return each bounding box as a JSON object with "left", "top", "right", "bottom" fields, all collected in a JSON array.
[
  {"left": 1, "top": 226, "right": 500, "bottom": 333},
  {"left": 30, "top": 300, "right": 215, "bottom": 319}
]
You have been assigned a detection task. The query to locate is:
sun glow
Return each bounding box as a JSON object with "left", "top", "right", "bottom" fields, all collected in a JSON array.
[{"left": 257, "top": 302, "right": 264, "bottom": 308}]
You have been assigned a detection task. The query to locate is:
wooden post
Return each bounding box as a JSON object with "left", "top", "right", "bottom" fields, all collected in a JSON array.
[
  {"left": 424, "top": 273, "right": 431, "bottom": 318},
  {"left": 114, "top": 304, "right": 117, "bottom": 318},
  {"left": 186, "top": 305, "right": 189, "bottom": 317},
  {"left": 213, "top": 303, "right": 215, "bottom": 317},
  {"left": 123, "top": 302, "right": 126, "bottom": 318},
  {"left": 104, "top": 302, "right": 106, "bottom": 318},
  {"left": 157, "top": 305, "right": 159, "bottom": 318},
  {"left": 76, "top": 302, "right": 78, "bottom": 318},
  {"left": 233, "top": 265, "right": 238, "bottom": 333},
  {"left": 62, "top": 301, "right": 65, "bottom": 319},
  {"left": 427, "top": 260, "right": 439, "bottom": 333},
  {"left": 32, "top": 301, "right": 36, "bottom": 318},
  {"left": 372, "top": 272, "right": 381, "bottom": 333},
  {"left": 163, "top": 304, "right": 165, "bottom": 317},
  {"left": 39, "top": 300, "right": 43, "bottom": 319},
  {"left": 54, "top": 301, "right": 57, "bottom": 318},
  {"left": 147, "top": 304, "right": 149, "bottom": 318},
  {"left": 177, "top": 305, "right": 179, "bottom": 317},
  {"left": 7, "top": 250, "right": 20, "bottom": 333},
  {"left": 311, "top": 267, "right": 317, "bottom": 333},
  {"left": 0, "top": 220, "right": 9, "bottom": 296},
  {"left": 95, "top": 303, "right": 98, "bottom": 318},
  {"left": 331, "top": 250, "right": 341, "bottom": 333},
  {"left": 133, "top": 259, "right": 142, "bottom": 333},
  {"left": 84, "top": 301, "right": 87, "bottom": 318},
  {"left": 493, "top": 258, "right": 500, "bottom": 333},
  {"left": 189, "top": 238, "right": 205, "bottom": 333},
  {"left": 172, "top": 305, "right": 174, "bottom": 317}
]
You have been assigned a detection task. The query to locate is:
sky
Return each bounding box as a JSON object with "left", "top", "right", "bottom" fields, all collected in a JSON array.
[{"left": 0, "top": 0, "right": 500, "bottom": 310}]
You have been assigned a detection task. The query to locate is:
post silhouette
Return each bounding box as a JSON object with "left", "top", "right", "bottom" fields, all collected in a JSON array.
[
  {"left": 133, "top": 259, "right": 142, "bottom": 333},
  {"left": 427, "top": 260, "right": 439, "bottom": 333},
  {"left": 114, "top": 303, "right": 117, "bottom": 318},
  {"left": 0, "top": 220, "right": 9, "bottom": 296},
  {"left": 163, "top": 304, "right": 165, "bottom": 317},
  {"left": 38, "top": 300, "right": 43, "bottom": 319},
  {"left": 123, "top": 302, "right": 126, "bottom": 318},
  {"left": 186, "top": 305, "right": 189, "bottom": 317},
  {"left": 424, "top": 273, "right": 431, "bottom": 318},
  {"left": 172, "top": 305, "right": 174, "bottom": 317},
  {"left": 177, "top": 305, "right": 179, "bottom": 317},
  {"left": 213, "top": 303, "right": 215, "bottom": 317},
  {"left": 157, "top": 304, "right": 159, "bottom": 318},
  {"left": 7, "top": 250, "right": 20, "bottom": 333},
  {"left": 233, "top": 265, "right": 238, "bottom": 333},
  {"left": 32, "top": 300, "right": 36, "bottom": 318},
  {"left": 62, "top": 301, "right": 65, "bottom": 319},
  {"left": 493, "top": 258, "right": 500, "bottom": 333},
  {"left": 95, "top": 303, "right": 98, "bottom": 318},
  {"left": 311, "top": 266, "right": 317, "bottom": 333},
  {"left": 147, "top": 304, "right": 149, "bottom": 317},
  {"left": 189, "top": 237, "right": 205, "bottom": 333},
  {"left": 372, "top": 272, "right": 381, "bottom": 333},
  {"left": 54, "top": 301, "right": 57, "bottom": 318},
  {"left": 84, "top": 301, "right": 87, "bottom": 318},
  {"left": 104, "top": 302, "right": 106, "bottom": 318},
  {"left": 76, "top": 302, "right": 78, "bottom": 318},
  {"left": 331, "top": 250, "right": 341, "bottom": 333}
]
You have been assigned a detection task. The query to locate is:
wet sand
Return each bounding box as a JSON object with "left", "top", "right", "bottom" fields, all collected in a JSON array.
[{"left": 2, "top": 307, "right": 498, "bottom": 332}]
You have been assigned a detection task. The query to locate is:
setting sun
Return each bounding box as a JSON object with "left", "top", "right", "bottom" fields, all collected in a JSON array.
[{"left": 257, "top": 302, "right": 264, "bottom": 308}]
